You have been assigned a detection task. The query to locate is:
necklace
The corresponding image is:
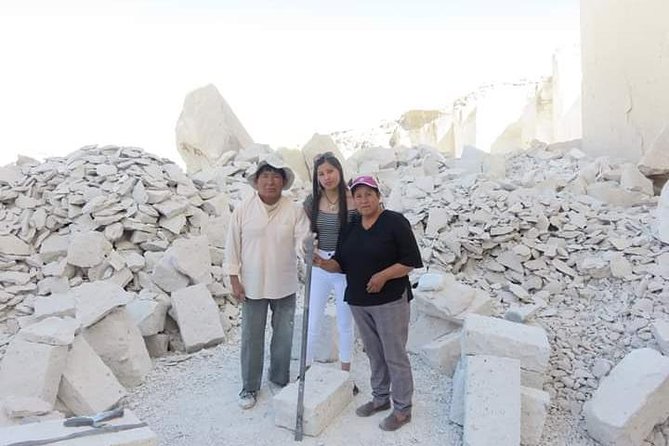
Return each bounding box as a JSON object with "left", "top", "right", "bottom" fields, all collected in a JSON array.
[{"left": 324, "top": 193, "right": 339, "bottom": 212}]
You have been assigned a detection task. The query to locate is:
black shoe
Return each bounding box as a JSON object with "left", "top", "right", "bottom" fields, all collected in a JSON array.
[{"left": 355, "top": 400, "right": 391, "bottom": 417}]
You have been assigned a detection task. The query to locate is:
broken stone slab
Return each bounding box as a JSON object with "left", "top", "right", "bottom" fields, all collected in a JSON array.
[
  {"left": 0, "top": 235, "right": 31, "bottom": 256},
  {"left": 69, "top": 282, "right": 135, "bottom": 328},
  {"left": 652, "top": 320, "right": 669, "bottom": 355},
  {"left": 461, "top": 314, "right": 550, "bottom": 384},
  {"left": 66, "top": 231, "right": 112, "bottom": 268},
  {"left": 273, "top": 364, "right": 353, "bottom": 437},
  {"left": 416, "top": 272, "right": 446, "bottom": 291},
  {"left": 584, "top": 348, "right": 669, "bottom": 446},
  {"left": 521, "top": 386, "right": 550, "bottom": 446},
  {"left": 0, "top": 338, "right": 68, "bottom": 406},
  {"left": 18, "top": 317, "right": 80, "bottom": 346},
  {"left": 420, "top": 331, "right": 461, "bottom": 377},
  {"left": 58, "top": 335, "right": 126, "bottom": 416},
  {"left": 0, "top": 408, "right": 158, "bottom": 446},
  {"left": 126, "top": 299, "right": 168, "bottom": 337},
  {"left": 414, "top": 279, "right": 476, "bottom": 320},
  {"left": 33, "top": 294, "right": 76, "bottom": 320},
  {"left": 171, "top": 284, "right": 225, "bottom": 353},
  {"left": 463, "top": 355, "right": 521, "bottom": 446},
  {"left": 83, "top": 307, "right": 153, "bottom": 388}
]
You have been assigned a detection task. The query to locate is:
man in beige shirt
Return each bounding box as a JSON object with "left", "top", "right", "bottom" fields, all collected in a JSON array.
[{"left": 224, "top": 155, "right": 310, "bottom": 410}]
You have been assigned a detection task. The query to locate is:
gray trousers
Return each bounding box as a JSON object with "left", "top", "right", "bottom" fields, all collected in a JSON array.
[
  {"left": 350, "top": 296, "right": 413, "bottom": 415},
  {"left": 241, "top": 294, "right": 296, "bottom": 392}
]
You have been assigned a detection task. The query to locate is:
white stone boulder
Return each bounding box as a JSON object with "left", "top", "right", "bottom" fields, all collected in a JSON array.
[
  {"left": 273, "top": 364, "right": 353, "bottom": 437},
  {"left": 170, "top": 236, "right": 212, "bottom": 285},
  {"left": 57, "top": 336, "right": 126, "bottom": 416},
  {"left": 39, "top": 234, "right": 69, "bottom": 263},
  {"left": 620, "top": 163, "right": 653, "bottom": 196},
  {"left": 463, "top": 355, "right": 521, "bottom": 446},
  {"left": 170, "top": 284, "right": 225, "bottom": 353},
  {"left": 83, "top": 308, "right": 153, "bottom": 388},
  {"left": 176, "top": 83, "right": 254, "bottom": 174},
  {"left": 584, "top": 348, "right": 669, "bottom": 446},
  {"left": 0, "top": 338, "right": 68, "bottom": 406},
  {"left": 414, "top": 277, "right": 476, "bottom": 320},
  {"left": 33, "top": 295, "right": 76, "bottom": 320}
]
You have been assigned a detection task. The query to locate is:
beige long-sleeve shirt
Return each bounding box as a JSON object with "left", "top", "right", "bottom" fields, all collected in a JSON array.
[{"left": 223, "top": 193, "right": 310, "bottom": 300}]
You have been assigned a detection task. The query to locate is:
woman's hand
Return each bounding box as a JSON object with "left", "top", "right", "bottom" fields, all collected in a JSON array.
[
  {"left": 314, "top": 255, "right": 341, "bottom": 273},
  {"left": 366, "top": 271, "right": 388, "bottom": 293}
]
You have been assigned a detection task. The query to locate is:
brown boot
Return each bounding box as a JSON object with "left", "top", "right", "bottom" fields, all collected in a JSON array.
[
  {"left": 355, "top": 400, "right": 391, "bottom": 417},
  {"left": 379, "top": 412, "right": 411, "bottom": 431}
]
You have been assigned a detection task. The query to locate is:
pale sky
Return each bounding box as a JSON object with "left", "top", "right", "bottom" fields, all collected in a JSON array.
[{"left": 0, "top": 0, "right": 580, "bottom": 166}]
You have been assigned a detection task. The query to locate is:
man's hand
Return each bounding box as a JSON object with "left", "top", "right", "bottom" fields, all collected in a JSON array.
[
  {"left": 366, "top": 271, "right": 388, "bottom": 293},
  {"left": 230, "top": 275, "right": 246, "bottom": 302}
]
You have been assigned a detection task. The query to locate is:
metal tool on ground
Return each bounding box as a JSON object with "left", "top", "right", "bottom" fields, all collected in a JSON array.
[
  {"left": 295, "top": 233, "right": 316, "bottom": 442},
  {"left": 63, "top": 406, "right": 124, "bottom": 428}
]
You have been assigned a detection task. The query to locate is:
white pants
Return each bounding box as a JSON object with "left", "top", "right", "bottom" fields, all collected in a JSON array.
[{"left": 306, "top": 250, "right": 354, "bottom": 364}]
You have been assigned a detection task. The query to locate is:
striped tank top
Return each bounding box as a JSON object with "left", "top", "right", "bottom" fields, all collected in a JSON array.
[{"left": 316, "top": 210, "right": 356, "bottom": 251}]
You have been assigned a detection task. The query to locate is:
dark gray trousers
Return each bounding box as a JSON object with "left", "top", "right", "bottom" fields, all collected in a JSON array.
[
  {"left": 241, "top": 294, "right": 296, "bottom": 392},
  {"left": 350, "top": 295, "right": 413, "bottom": 415}
]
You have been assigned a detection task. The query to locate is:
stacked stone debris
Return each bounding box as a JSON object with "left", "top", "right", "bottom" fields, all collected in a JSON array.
[
  {"left": 0, "top": 143, "right": 307, "bottom": 426},
  {"left": 348, "top": 142, "right": 669, "bottom": 444}
]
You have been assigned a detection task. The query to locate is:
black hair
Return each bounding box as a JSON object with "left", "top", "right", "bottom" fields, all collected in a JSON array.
[{"left": 311, "top": 153, "right": 348, "bottom": 233}]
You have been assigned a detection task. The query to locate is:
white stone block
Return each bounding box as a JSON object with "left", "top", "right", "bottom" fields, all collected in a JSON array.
[
  {"left": 421, "top": 331, "right": 461, "bottom": 377},
  {"left": 0, "top": 235, "right": 31, "bottom": 256},
  {"left": 273, "top": 364, "right": 353, "bottom": 436},
  {"left": 417, "top": 272, "right": 446, "bottom": 291},
  {"left": 463, "top": 355, "right": 521, "bottom": 446},
  {"left": 2, "top": 396, "right": 52, "bottom": 419},
  {"left": 151, "top": 254, "right": 189, "bottom": 293},
  {"left": 652, "top": 320, "right": 669, "bottom": 355},
  {"left": 18, "top": 317, "right": 80, "bottom": 346},
  {"left": 170, "top": 236, "right": 212, "bottom": 284},
  {"left": 521, "top": 386, "right": 550, "bottom": 446},
  {"left": 583, "top": 348, "right": 669, "bottom": 446},
  {"left": 84, "top": 308, "right": 153, "bottom": 388},
  {"left": 0, "top": 408, "right": 158, "bottom": 446},
  {"left": 171, "top": 284, "right": 225, "bottom": 353},
  {"left": 58, "top": 336, "right": 126, "bottom": 416},
  {"left": 461, "top": 314, "right": 550, "bottom": 374},
  {"left": 126, "top": 299, "right": 168, "bottom": 337},
  {"left": 0, "top": 338, "right": 68, "bottom": 406}
]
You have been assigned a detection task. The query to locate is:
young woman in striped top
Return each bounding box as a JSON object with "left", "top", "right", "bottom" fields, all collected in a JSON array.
[{"left": 304, "top": 152, "right": 356, "bottom": 372}]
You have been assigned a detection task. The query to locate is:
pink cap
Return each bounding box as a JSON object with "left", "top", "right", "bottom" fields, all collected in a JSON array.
[{"left": 349, "top": 175, "right": 379, "bottom": 191}]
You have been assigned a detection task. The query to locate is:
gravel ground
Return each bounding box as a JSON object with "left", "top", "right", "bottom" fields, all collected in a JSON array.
[{"left": 127, "top": 325, "right": 597, "bottom": 446}]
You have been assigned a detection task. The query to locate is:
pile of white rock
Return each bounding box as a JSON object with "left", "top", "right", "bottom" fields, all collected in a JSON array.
[{"left": 0, "top": 143, "right": 305, "bottom": 426}]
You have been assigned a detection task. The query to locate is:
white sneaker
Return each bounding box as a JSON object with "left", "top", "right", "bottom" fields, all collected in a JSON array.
[{"left": 238, "top": 390, "right": 257, "bottom": 409}]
